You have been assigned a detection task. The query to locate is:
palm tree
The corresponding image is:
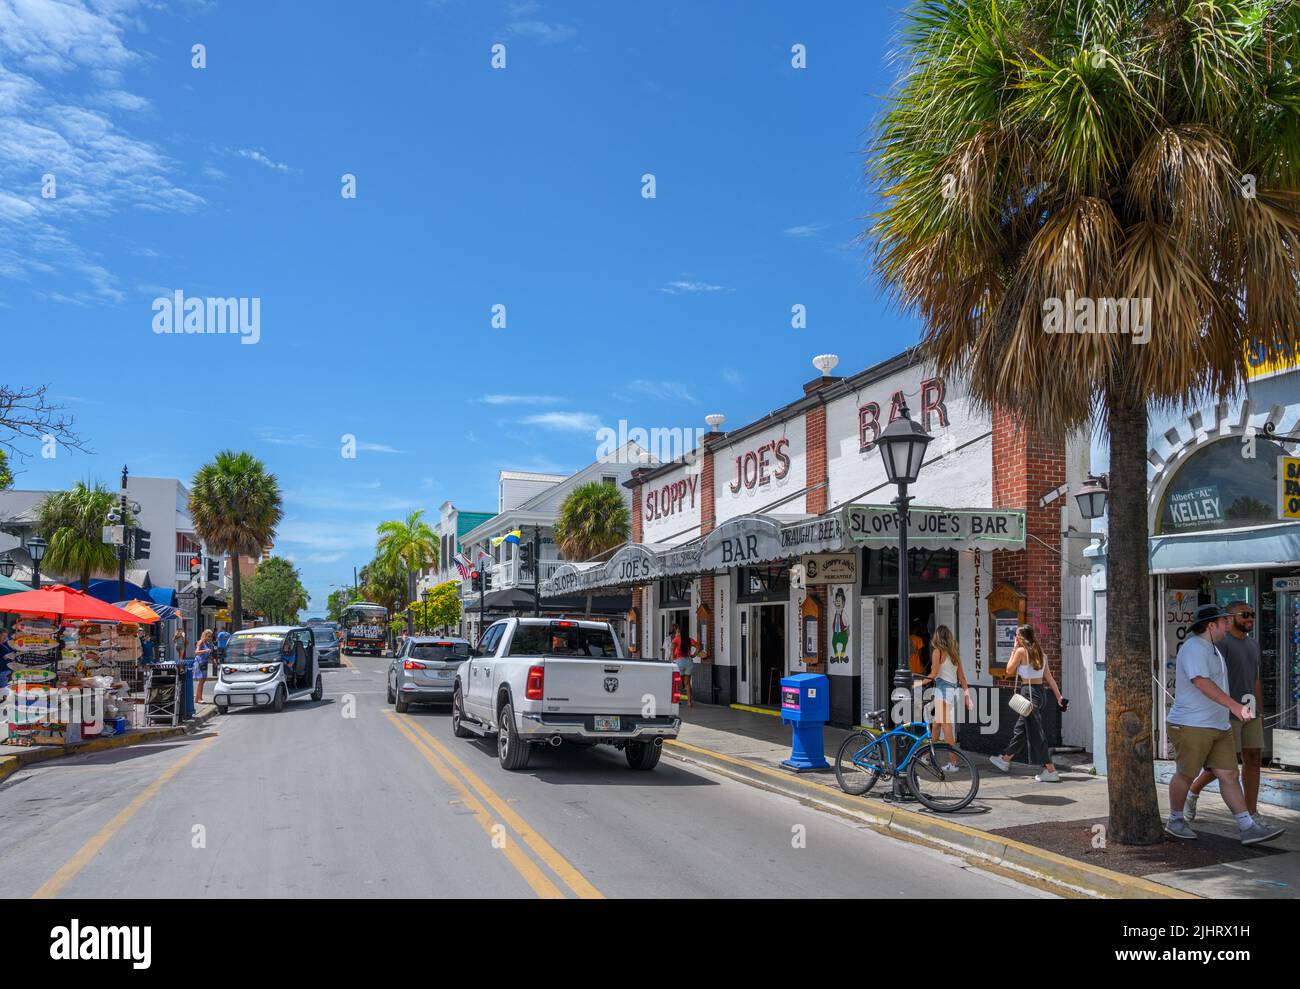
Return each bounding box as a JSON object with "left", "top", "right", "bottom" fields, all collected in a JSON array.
[
  {"left": 553, "top": 482, "right": 630, "bottom": 618},
  {"left": 189, "top": 451, "right": 284, "bottom": 632},
  {"left": 37, "top": 481, "right": 124, "bottom": 589},
  {"left": 376, "top": 510, "right": 438, "bottom": 634},
  {"left": 870, "top": 0, "right": 1300, "bottom": 844}
]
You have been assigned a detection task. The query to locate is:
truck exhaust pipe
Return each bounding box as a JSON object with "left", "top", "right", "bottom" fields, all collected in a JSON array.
[
  {"left": 549, "top": 735, "right": 563, "bottom": 747},
  {"left": 653, "top": 737, "right": 664, "bottom": 748}
]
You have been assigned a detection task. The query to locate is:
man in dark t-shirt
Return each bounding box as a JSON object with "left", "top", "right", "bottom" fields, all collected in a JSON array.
[{"left": 1187, "top": 601, "right": 1267, "bottom": 825}]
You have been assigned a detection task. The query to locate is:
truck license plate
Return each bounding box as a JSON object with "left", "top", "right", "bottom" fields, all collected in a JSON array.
[{"left": 594, "top": 716, "right": 620, "bottom": 731}]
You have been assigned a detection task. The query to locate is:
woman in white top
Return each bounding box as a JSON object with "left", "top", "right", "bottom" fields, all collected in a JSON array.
[
  {"left": 991, "top": 624, "right": 1064, "bottom": 781},
  {"left": 922, "top": 625, "right": 973, "bottom": 770}
]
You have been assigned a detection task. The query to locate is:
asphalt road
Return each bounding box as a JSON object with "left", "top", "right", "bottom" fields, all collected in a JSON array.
[{"left": 0, "top": 651, "right": 1051, "bottom": 898}]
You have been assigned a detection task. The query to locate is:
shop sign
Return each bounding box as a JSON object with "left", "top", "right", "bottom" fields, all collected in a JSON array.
[
  {"left": 1279, "top": 457, "right": 1300, "bottom": 521},
  {"left": 1246, "top": 340, "right": 1300, "bottom": 382},
  {"left": 994, "top": 618, "right": 1018, "bottom": 667},
  {"left": 859, "top": 376, "right": 950, "bottom": 452},
  {"left": 1165, "top": 484, "right": 1223, "bottom": 529},
  {"left": 645, "top": 473, "right": 699, "bottom": 522},
  {"left": 843, "top": 505, "right": 1026, "bottom": 551},
  {"left": 801, "top": 553, "right": 856, "bottom": 585},
  {"left": 603, "top": 544, "right": 660, "bottom": 586},
  {"left": 1274, "top": 577, "right": 1300, "bottom": 593},
  {"left": 726, "top": 438, "right": 791, "bottom": 493},
  {"left": 779, "top": 516, "right": 843, "bottom": 554},
  {"left": 699, "top": 516, "right": 785, "bottom": 570}
]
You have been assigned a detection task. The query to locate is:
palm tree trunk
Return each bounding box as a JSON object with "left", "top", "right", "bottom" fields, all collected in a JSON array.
[
  {"left": 406, "top": 570, "right": 416, "bottom": 635},
  {"left": 231, "top": 557, "right": 243, "bottom": 633},
  {"left": 1104, "top": 381, "right": 1162, "bottom": 845}
]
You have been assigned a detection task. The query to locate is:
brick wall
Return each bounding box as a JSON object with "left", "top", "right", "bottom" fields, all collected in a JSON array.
[
  {"left": 990, "top": 405, "right": 1066, "bottom": 684},
  {"left": 805, "top": 402, "right": 828, "bottom": 516}
]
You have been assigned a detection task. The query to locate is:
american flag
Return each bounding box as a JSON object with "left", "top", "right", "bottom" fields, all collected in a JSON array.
[{"left": 453, "top": 552, "right": 472, "bottom": 580}]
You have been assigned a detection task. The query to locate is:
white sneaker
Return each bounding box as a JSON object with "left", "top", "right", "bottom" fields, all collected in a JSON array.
[
  {"left": 990, "top": 756, "right": 1010, "bottom": 773},
  {"left": 940, "top": 763, "right": 959, "bottom": 773},
  {"left": 1035, "top": 769, "right": 1060, "bottom": 783},
  {"left": 1185, "top": 792, "right": 1198, "bottom": 822}
]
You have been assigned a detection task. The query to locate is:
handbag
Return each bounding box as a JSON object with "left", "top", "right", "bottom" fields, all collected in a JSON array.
[{"left": 1009, "top": 684, "right": 1035, "bottom": 717}]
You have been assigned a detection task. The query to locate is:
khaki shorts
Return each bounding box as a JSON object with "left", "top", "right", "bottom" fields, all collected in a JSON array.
[
  {"left": 1168, "top": 724, "right": 1237, "bottom": 777},
  {"left": 1230, "top": 714, "right": 1264, "bottom": 752}
]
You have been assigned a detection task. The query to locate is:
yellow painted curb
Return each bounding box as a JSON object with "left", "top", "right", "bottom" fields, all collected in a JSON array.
[
  {"left": 728, "top": 703, "right": 780, "bottom": 717},
  {"left": 664, "top": 738, "right": 1197, "bottom": 900}
]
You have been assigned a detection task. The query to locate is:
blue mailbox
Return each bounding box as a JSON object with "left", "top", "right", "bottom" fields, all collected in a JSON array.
[{"left": 780, "top": 672, "right": 830, "bottom": 771}]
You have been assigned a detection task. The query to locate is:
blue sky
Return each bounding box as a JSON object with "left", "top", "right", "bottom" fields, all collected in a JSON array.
[{"left": 1, "top": 0, "right": 922, "bottom": 614}]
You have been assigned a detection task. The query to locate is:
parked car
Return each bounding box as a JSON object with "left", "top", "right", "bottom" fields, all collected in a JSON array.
[
  {"left": 389, "top": 636, "right": 470, "bottom": 712},
  {"left": 213, "top": 625, "right": 323, "bottom": 713},
  {"left": 450, "top": 618, "right": 680, "bottom": 771},
  {"left": 314, "top": 622, "right": 341, "bottom": 666}
]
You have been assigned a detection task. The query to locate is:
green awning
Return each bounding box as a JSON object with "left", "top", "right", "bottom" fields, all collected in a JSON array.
[{"left": 0, "top": 573, "right": 29, "bottom": 595}]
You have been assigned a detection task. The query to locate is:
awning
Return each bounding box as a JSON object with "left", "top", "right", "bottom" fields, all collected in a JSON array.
[
  {"left": 539, "top": 503, "right": 1026, "bottom": 598},
  {"left": 150, "top": 587, "right": 179, "bottom": 608},
  {"left": 0, "top": 573, "right": 29, "bottom": 595},
  {"left": 482, "top": 584, "right": 630, "bottom": 614},
  {"left": 1149, "top": 521, "right": 1300, "bottom": 574},
  {"left": 70, "top": 578, "right": 154, "bottom": 603}
]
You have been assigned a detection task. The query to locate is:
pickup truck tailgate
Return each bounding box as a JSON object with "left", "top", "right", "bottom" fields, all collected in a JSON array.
[{"left": 540, "top": 658, "right": 674, "bottom": 716}]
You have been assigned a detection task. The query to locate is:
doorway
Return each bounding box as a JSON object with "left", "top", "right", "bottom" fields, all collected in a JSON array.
[
  {"left": 660, "top": 609, "right": 690, "bottom": 660},
  {"left": 751, "top": 603, "right": 786, "bottom": 706},
  {"left": 887, "top": 595, "right": 936, "bottom": 681}
]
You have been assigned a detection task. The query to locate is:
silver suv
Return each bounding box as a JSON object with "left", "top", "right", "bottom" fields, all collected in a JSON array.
[{"left": 388, "top": 636, "right": 471, "bottom": 712}]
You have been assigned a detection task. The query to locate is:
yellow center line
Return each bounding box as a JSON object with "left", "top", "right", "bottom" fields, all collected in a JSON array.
[
  {"left": 383, "top": 712, "right": 564, "bottom": 899},
  {"left": 32, "top": 735, "right": 219, "bottom": 899},
  {"left": 402, "top": 717, "right": 604, "bottom": 900}
]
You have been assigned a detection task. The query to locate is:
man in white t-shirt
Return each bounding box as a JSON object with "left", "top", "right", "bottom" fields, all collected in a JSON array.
[{"left": 1164, "top": 604, "right": 1283, "bottom": 846}]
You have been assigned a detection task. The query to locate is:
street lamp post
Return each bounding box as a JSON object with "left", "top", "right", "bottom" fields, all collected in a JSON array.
[
  {"left": 1075, "top": 474, "right": 1109, "bottom": 521},
  {"left": 421, "top": 589, "right": 430, "bottom": 634},
  {"left": 26, "top": 536, "right": 47, "bottom": 590},
  {"left": 877, "top": 401, "right": 933, "bottom": 721},
  {"left": 0, "top": 553, "right": 15, "bottom": 578}
]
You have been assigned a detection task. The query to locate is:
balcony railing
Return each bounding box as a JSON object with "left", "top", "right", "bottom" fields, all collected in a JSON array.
[
  {"left": 175, "top": 552, "right": 197, "bottom": 575},
  {"left": 459, "top": 559, "right": 566, "bottom": 599}
]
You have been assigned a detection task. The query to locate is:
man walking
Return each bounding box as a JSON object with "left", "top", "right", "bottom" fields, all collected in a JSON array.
[
  {"left": 1165, "top": 604, "right": 1283, "bottom": 845},
  {"left": 1186, "top": 601, "right": 1269, "bottom": 826}
]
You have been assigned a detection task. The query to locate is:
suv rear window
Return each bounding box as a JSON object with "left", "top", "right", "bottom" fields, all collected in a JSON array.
[
  {"left": 410, "top": 642, "right": 470, "bottom": 662},
  {"left": 508, "top": 624, "right": 620, "bottom": 658}
]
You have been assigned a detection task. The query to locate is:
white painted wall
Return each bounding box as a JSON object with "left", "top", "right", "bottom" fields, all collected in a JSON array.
[
  {"left": 640, "top": 461, "right": 703, "bottom": 547},
  {"left": 713, "top": 415, "right": 807, "bottom": 525}
]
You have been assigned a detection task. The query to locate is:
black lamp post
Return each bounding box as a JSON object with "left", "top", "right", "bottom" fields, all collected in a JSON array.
[
  {"left": 0, "top": 553, "right": 15, "bottom": 578},
  {"left": 877, "top": 401, "right": 933, "bottom": 726},
  {"left": 26, "top": 536, "right": 47, "bottom": 589},
  {"left": 421, "top": 589, "right": 430, "bottom": 634},
  {"left": 1075, "top": 473, "right": 1109, "bottom": 521}
]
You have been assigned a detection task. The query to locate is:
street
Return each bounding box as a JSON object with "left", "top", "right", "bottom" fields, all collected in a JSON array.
[{"left": 0, "top": 652, "right": 1047, "bottom": 899}]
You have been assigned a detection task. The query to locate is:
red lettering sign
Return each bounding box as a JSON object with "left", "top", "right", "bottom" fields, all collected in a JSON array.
[{"left": 729, "top": 438, "right": 792, "bottom": 493}]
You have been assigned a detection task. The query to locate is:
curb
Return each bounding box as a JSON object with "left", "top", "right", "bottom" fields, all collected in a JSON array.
[
  {"left": 663, "top": 738, "right": 1197, "bottom": 900},
  {"left": 0, "top": 705, "right": 220, "bottom": 786}
]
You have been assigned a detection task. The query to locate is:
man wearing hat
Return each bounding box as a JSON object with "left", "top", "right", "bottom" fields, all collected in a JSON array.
[{"left": 1165, "top": 604, "right": 1284, "bottom": 845}]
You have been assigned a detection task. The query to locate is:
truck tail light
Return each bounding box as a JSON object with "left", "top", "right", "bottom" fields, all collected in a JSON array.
[
  {"left": 404, "top": 660, "right": 426, "bottom": 670},
  {"left": 526, "top": 665, "right": 544, "bottom": 700},
  {"left": 672, "top": 671, "right": 682, "bottom": 704}
]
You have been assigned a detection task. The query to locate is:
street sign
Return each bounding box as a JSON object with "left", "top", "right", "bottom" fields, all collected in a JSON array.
[
  {"left": 101, "top": 525, "right": 125, "bottom": 546},
  {"left": 1279, "top": 456, "right": 1300, "bottom": 521}
]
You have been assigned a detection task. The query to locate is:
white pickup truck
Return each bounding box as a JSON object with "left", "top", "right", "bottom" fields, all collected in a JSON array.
[{"left": 450, "top": 617, "right": 681, "bottom": 771}]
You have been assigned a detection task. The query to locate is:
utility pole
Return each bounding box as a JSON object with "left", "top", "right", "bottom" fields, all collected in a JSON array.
[
  {"left": 117, "top": 464, "right": 129, "bottom": 601},
  {"left": 532, "top": 526, "right": 541, "bottom": 617}
]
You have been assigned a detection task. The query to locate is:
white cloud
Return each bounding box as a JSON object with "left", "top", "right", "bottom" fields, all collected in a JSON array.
[
  {"left": 0, "top": 2, "right": 203, "bottom": 304},
  {"left": 661, "top": 279, "right": 730, "bottom": 295},
  {"left": 506, "top": 20, "right": 576, "bottom": 43},
  {"left": 722, "top": 367, "right": 743, "bottom": 386},
  {"left": 479, "top": 393, "right": 563, "bottom": 405},
  {"left": 627, "top": 380, "right": 697, "bottom": 403},
  {"left": 784, "top": 221, "right": 830, "bottom": 238},
  {"left": 276, "top": 519, "right": 379, "bottom": 553},
  {"left": 356, "top": 440, "right": 402, "bottom": 454},
  {"left": 521, "top": 411, "right": 602, "bottom": 432},
  {"left": 237, "top": 148, "right": 292, "bottom": 173}
]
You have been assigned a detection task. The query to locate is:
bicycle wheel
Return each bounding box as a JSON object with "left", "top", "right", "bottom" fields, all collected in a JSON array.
[
  {"left": 834, "top": 731, "right": 889, "bottom": 796},
  {"left": 907, "top": 743, "right": 978, "bottom": 812}
]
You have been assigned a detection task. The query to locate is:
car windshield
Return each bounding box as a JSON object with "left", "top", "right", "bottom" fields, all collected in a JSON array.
[
  {"left": 225, "top": 633, "right": 289, "bottom": 662},
  {"left": 409, "top": 642, "right": 470, "bottom": 662},
  {"left": 508, "top": 624, "right": 620, "bottom": 658}
]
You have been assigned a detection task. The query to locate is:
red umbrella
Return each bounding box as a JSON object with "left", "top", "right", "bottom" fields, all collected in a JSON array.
[{"left": 0, "top": 584, "right": 143, "bottom": 623}]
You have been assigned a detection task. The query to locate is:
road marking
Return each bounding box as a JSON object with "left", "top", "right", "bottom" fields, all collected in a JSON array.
[
  {"left": 32, "top": 736, "right": 218, "bottom": 899},
  {"left": 384, "top": 712, "right": 564, "bottom": 899},
  {"left": 402, "top": 718, "right": 603, "bottom": 899}
]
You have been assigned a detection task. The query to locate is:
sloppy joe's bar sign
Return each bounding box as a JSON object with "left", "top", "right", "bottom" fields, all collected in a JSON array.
[
  {"left": 727, "top": 437, "right": 791, "bottom": 492},
  {"left": 844, "top": 505, "right": 1026, "bottom": 551},
  {"left": 645, "top": 473, "right": 699, "bottom": 521}
]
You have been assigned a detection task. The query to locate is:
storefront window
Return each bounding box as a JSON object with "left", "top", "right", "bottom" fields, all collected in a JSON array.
[
  {"left": 1156, "top": 438, "right": 1285, "bottom": 535},
  {"left": 737, "top": 565, "right": 790, "bottom": 602},
  {"left": 658, "top": 577, "right": 692, "bottom": 607},
  {"left": 861, "top": 547, "right": 958, "bottom": 594}
]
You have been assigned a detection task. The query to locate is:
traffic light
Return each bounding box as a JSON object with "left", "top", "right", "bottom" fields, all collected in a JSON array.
[
  {"left": 470, "top": 570, "right": 481, "bottom": 593},
  {"left": 190, "top": 557, "right": 201, "bottom": 579},
  {"left": 133, "top": 528, "right": 151, "bottom": 561},
  {"left": 519, "top": 541, "right": 534, "bottom": 572},
  {"left": 483, "top": 569, "right": 493, "bottom": 591},
  {"left": 206, "top": 558, "right": 220, "bottom": 582}
]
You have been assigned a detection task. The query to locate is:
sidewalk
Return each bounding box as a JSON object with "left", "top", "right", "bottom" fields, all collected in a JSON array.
[
  {"left": 665, "top": 703, "right": 1300, "bottom": 899},
  {"left": 0, "top": 701, "right": 219, "bottom": 783}
]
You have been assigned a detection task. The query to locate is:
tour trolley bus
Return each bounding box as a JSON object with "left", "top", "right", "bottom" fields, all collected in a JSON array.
[{"left": 340, "top": 602, "right": 389, "bottom": 656}]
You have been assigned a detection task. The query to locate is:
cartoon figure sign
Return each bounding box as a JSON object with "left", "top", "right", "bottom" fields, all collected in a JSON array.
[{"left": 830, "top": 585, "right": 851, "bottom": 663}]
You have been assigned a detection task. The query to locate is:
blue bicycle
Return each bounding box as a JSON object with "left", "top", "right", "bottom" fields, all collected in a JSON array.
[{"left": 834, "top": 708, "right": 979, "bottom": 812}]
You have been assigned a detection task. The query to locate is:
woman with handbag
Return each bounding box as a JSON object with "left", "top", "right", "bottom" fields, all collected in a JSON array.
[{"left": 990, "top": 624, "right": 1063, "bottom": 782}]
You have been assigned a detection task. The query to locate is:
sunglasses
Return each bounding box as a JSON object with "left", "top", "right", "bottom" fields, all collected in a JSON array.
[{"left": 1236, "top": 612, "right": 1256, "bottom": 619}]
